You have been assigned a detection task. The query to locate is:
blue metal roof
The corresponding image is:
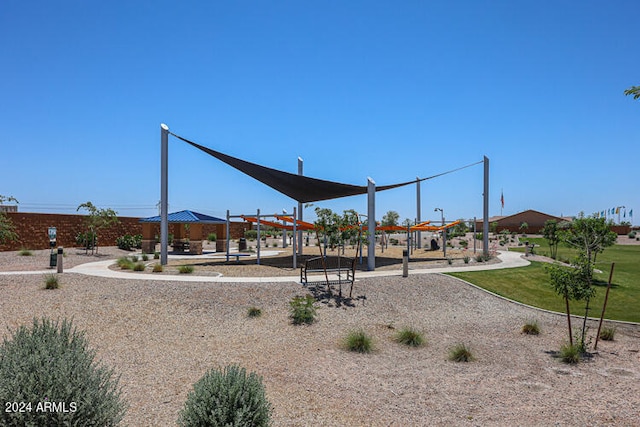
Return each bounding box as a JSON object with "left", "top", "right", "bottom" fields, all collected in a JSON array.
[{"left": 139, "top": 210, "right": 226, "bottom": 224}]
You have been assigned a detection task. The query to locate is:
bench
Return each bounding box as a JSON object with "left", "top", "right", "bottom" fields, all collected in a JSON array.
[
  {"left": 300, "top": 256, "right": 356, "bottom": 297},
  {"left": 226, "top": 253, "right": 251, "bottom": 263}
]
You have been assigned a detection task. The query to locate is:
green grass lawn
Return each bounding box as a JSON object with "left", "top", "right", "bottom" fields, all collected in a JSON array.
[{"left": 448, "top": 241, "right": 640, "bottom": 323}]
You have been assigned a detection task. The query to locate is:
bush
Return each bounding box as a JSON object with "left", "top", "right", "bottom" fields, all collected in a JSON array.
[
  {"left": 154, "top": 251, "right": 160, "bottom": 259},
  {"left": 18, "top": 248, "right": 33, "bottom": 256},
  {"left": 76, "top": 231, "right": 97, "bottom": 249},
  {"left": 628, "top": 231, "right": 637, "bottom": 239},
  {"left": 448, "top": 343, "right": 474, "bottom": 362},
  {"left": 247, "top": 307, "right": 262, "bottom": 318},
  {"left": 0, "top": 318, "right": 127, "bottom": 426},
  {"left": 179, "top": 265, "right": 194, "bottom": 274},
  {"left": 394, "top": 327, "right": 425, "bottom": 347},
  {"left": 44, "top": 273, "right": 59, "bottom": 290},
  {"left": 152, "top": 263, "right": 163, "bottom": 273},
  {"left": 289, "top": 295, "right": 316, "bottom": 325},
  {"left": 559, "top": 342, "right": 581, "bottom": 364},
  {"left": 116, "top": 257, "right": 134, "bottom": 270},
  {"left": 599, "top": 326, "right": 616, "bottom": 341},
  {"left": 116, "top": 234, "right": 142, "bottom": 251},
  {"left": 463, "top": 255, "right": 470, "bottom": 264},
  {"left": 141, "top": 253, "right": 149, "bottom": 261},
  {"left": 521, "top": 320, "right": 540, "bottom": 335},
  {"left": 207, "top": 232, "right": 217, "bottom": 242},
  {"left": 244, "top": 230, "right": 257, "bottom": 240},
  {"left": 130, "top": 255, "right": 139, "bottom": 262},
  {"left": 133, "top": 262, "right": 145, "bottom": 272},
  {"left": 344, "top": 329, "right": 373, "bottom": 353},
  {"left": 178, "top": 365, "right": 271, "bottom": 427}
]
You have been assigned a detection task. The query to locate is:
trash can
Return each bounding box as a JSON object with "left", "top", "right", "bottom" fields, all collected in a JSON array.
[
  {"left": 49, "top": 252, "right": 57, "bottom": 267},
  {"left": 239, "top": 238, "right": 247, "bottom": 251}
]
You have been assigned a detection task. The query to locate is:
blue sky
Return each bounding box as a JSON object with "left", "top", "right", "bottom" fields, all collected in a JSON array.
[{"left": 1, "top": 1, "right": 638, "bottom": 225}]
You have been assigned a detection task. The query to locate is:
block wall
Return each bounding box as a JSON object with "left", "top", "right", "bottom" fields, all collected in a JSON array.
[{"left": 0, "top": 212, "right": 252, "bottom": 251}]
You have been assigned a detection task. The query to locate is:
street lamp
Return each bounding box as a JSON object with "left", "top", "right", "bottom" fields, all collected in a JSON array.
[{"left": 434, "top": 208, "right": 446, "bottom": 257}]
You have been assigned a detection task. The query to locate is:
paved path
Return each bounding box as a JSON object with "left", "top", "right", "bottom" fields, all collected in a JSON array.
[{"left": 1, "top": 250, "right": 530, "bottom": 283}]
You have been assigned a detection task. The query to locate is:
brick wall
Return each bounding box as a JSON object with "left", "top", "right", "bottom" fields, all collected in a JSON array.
[
  {"left": 0, "top": 212, "right": 251, "bottom": 251},
  {"left": 0, "top": 212, "right": 143, "bottom": 251}
]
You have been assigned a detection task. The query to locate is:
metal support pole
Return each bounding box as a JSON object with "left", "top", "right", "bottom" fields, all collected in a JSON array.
[
  {"left": 292, "top": 206, "right": 297, "bottom": 269},
  {"left": 160, "top": 123, "right": 169, "bottom": 265},
  {"left": 256, "top": 209, "right": 261, "bottom": 265},
  {"left": 367, "top": 177, "right": 376, "bottom": 271},
  {"left": 483, "top": 156, "right": 489, "bottom": 257},
  {"left": 226, "top": 210, "right": 231, "bottom": 262},
  {"left": 473, "top": 216, "right": 477, "bottom": 254},
  {"left": 416, "top": 177, "right": 422, "bottom": 249},
  {"left": 298, "top": 157, "right": 303, "bottom": 256},
  {"left": 443, "top": 216, "right": 447, "bottom": 258}
]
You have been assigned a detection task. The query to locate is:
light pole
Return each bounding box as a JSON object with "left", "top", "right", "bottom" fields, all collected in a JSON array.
[{"left": 435, "top": 208, "right": 446, "bottom": 257}]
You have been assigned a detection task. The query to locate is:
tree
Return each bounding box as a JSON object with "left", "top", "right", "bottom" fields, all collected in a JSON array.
[
  {"left": 519, "top": 222, "right": 529, "bottom": 236},
  {"left": 76, "top": 202, "right": 120, "bottom": 253},
  {"left": 556, "top": 214, "right": 617, "bottom": 349},
  {"left": 540, "top": 220, "right": 561, "bottom": 259},
  {"left": 381, "top": 211, "right": 399, "bottom": 227},
  {"left": 562, "top": 214, "right": 617, "bottom": 266},
  {"left": 547, "top": 260, "right": 594, "bottom": 348},
  {"left": 624, "top": 85, "right": 640, "bottom": 100},
  {"left": 0, "top": 195, "right": 19, "bottom": 245}
]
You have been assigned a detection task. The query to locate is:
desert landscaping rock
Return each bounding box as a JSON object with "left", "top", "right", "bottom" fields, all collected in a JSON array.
[{"left": 0, "top": 246, "right": 638, "bottom": 426}]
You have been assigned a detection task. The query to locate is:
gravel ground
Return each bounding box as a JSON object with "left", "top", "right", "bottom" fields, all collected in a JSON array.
[{"left": 0, "top": 247, "right": 639, "bottom": 426}]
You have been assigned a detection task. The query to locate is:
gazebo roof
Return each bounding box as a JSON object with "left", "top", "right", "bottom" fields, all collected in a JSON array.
[{"left": 139, "top": 210, "right": 226, "bottom": 224}]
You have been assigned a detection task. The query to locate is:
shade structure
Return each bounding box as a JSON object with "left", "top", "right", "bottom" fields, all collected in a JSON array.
[
  {"left": 140, "top": 210, "right": 226, "bottom": 224},
  {"left": 171, "top": 133, "right": 416, "bottom": 203}
]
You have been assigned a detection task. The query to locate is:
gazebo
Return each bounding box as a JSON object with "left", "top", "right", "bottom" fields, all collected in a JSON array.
[{"left": 139, "top": 210, "right": 227, "bottom": 255}]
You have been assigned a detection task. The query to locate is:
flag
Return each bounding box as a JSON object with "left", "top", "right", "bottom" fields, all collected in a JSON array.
[
  {"left": 500, "top": 191, "right": 504, "bottom": 209},
  {"left": 616, "top": 207, "right": 620, "bottom": 214},
  {"left": 630, "top": 209, "right": 634, "bottom": 217}
]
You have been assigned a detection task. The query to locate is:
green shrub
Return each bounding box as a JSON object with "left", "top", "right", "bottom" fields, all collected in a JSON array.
[
  {"left": 459, "top": 240, "right": 468, "bottom": 248},
  {"left": 521, "top": 320, "right": 540, "bottom": 335},
  {"left": 154, "top": 251, "right": 160, "bottom": 259},
  {"left": 628, "top": 231, "right": 637, "bottom": 239},
  {"left": 244, "top": 230, "right": 257, "bottom": 240},
  {"left": 247, "top": 307, "right": 262, "bottom": 318},
  {"left": 116, "top": 234, "right": 142, "bottom": 251},
  {"left": 116, "top": 257, "right": 134, "bottom": 270},
  {"left": 447, "top": 257, "right": 453, "bottom": 265},
  {"left": 599, "top": 326, "right": 616, "bottom": 341},
  {"left": 559, "top": 342, "right": 581, "bottom": 364},
  {"left": 394, "top": 327, "right": 425, "bottom": 347},
  {"left": 289, "top": 295, "right": 316, "bottom": 325},
  {"left": 179, "top": 265, "right": 194, "bottom": 274},
  {"left": 152, "top": 263, "right": 163, "bottom": 273},
  {"left": 133, "top": 262, "right": 145, "bottom": 272},
  {"left": 344, "top": 329, "right": 373, "bottom": 353},
  {"left": 76, "top": 231, "right": 97, "bottom": 249},
  {"left": 141, "top": 253, "right": 149, "bottom": 261},
  {"left": 207, "top": 232, "right": 217, "bottom": 242},
  {"left": 44, "top": 273, "right": 59, "bottom": 290},
  {"left": 463, "top": 255, "right": 470, "bottom": 264},
  {"left": 130, "top": 255, "right": 138, "bottom": 262},
  {"left": 178, "top": 365, "right": 271, "bottom": 427},
  {"left": 0, "top": 318, "right": 127, "bottom": 426},
  {"left": 18, "top": 248, "right": 33, "bottom": 256},
  {"left": 448, "top": 343, "right": 474, "bottom": 362}
]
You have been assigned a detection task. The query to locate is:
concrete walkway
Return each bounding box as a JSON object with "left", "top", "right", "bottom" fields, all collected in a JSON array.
[{"left": 27, "top": 250, "right": 530, "bottom": 283}]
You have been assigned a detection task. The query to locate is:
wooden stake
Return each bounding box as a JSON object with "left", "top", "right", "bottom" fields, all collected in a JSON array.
[{"left": 594, "top": 262, "right": 615, "bottom": 350}]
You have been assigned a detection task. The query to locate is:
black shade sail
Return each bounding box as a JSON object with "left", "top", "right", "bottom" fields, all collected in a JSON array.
[{"left": 172, "top": 133, "right": 417, "bottom": 203}]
